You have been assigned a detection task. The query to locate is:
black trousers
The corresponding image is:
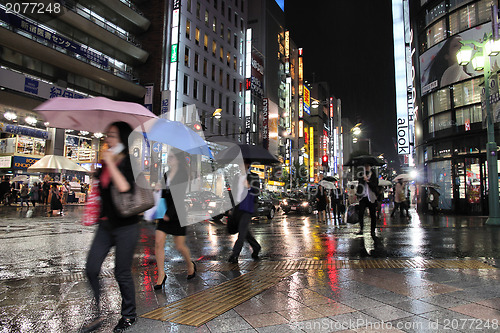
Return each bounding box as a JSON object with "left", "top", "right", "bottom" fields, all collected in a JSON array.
[
  {"left": 358, "top": 197, "right": 377, "bottom": 232},
  {"left": 86, "top": 222, "right": 139, "bottom": 318},
  {"left": 231, "top": 211, "right": 261, "bottom": 257},
  {"left": 332, "top": 199, "right": 342, "bottom": 218}
]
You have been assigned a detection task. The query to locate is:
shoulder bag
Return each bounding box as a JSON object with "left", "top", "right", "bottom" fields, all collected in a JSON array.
[{"left": 111, "top": 180, "right": 154, "bottom": 218}]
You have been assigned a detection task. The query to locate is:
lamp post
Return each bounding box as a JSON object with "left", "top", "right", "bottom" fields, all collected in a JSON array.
[{"left": 457, "top": 33, "right": 500, "bottom": 225}]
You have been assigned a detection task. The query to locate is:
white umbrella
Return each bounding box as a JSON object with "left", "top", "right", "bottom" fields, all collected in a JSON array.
[
  {"left": 378, "top": 179, "right": 392, "bottom": 186},
  {"left": 27, "top": 155, "right": 89, "bottom": 173},
  {"left": 11, "top": 175, "right": 29, "bottom": 182},
  {"left": 393, "top": 173, "right": 412, "bottom": 182},
  {"left": 319, "top": 180, "right": 335, "bottom": 189}
]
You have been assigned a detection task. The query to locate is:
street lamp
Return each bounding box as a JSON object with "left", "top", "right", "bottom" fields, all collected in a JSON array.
[{"left": 456, "top": 33, "right": 500, "bottom": 225}]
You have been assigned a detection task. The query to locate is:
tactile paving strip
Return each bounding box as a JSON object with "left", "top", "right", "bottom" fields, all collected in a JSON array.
[{"left": 141, "top": 270, "right": 294, "bottom": 327}]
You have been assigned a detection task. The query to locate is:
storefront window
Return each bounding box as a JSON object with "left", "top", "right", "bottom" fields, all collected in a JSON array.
[
  {"left": 427, "top": 160, "right": 453, "bottom": 209},
  {"left": 449, "top": 0, "right": 492, "bottom": 36},
  {"left": 455, "top": 104, "right": 482, "bottom": 127},
  {"left": 427, "top": 88, "right": 451, "bottom": 116},
  {"left": 0, "top": 138, "right": 16, "bottom": 154},
  {"left": 434, "top": 111, "right": 452, "bottom": 131},
  {"left": 65, "top": 135, "right": 96, "bottom": 162},
  {"left": 16, "top": 136, "right": 45, "bottom": 156},
  {"left": 425, "top": 1, "right": 446, "bottom": 26},
  {"left": 453, "top": 77, "right": 481, "bottom": 107}
]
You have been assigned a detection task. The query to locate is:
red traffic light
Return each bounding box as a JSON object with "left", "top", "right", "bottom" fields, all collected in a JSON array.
[
  {"left": 322, "top": 155, "right": 328, "bottom": 163},
  {"left": 193, "top": 123, "right": 202, "bottom": 131},
  {"left": 144, "top": 160, "right": 149, "bottom": 166}
]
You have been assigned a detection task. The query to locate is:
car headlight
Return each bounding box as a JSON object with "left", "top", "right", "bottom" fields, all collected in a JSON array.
[
  {"left": 301, "top": 202, "right": 309, "bottom": 207},
  {"left": 282, "top": 199, "right": 288, "bottom": 205}
]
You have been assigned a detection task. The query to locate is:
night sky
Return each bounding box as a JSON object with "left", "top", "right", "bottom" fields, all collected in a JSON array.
[{"left": 284, "top": 1, "right": 399, "bottom": 168}]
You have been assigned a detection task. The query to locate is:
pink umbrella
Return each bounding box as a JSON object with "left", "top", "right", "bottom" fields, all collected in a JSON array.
[{"left": 34, "top": 97, "right": 157, "bottom": 133}]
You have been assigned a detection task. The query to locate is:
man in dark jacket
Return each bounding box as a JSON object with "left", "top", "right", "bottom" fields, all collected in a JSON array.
[
  {"left": 0, "top": 177, "right": 11, "bottom": 205},
  {"left": 356, "top": 164, "right": 379, "bottom": 237}
]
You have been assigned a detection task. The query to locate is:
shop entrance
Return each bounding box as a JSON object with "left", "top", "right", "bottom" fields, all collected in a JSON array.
[{"left": 453, "top": 157, "right": 486, "bottom": 215}]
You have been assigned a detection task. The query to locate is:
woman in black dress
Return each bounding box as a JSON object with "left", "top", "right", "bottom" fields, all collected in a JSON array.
[
  {"left": 50, "top": 184, "right": 63, "bottom": 215},
  {"left": 154, "top": 148, "right": 196, "bottom": 290},
  {"left": 316, "top": 184, "right": 327, "bottom": 223}
]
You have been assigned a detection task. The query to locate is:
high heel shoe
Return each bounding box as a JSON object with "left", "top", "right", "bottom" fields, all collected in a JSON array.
[
  {"left": 154, "top": 275, "right": 166, "bottom": 290},
  {"left": 187, "top": 261, "right": 196, "bottom": 280}
]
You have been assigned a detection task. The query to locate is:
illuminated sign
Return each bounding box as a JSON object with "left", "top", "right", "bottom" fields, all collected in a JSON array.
[
  {"left": 303, "top": 85, "right": 310, "bottom": 115},
  {"left": 309, "top": 127, "right": 314, "bottom": 179},
  {"left": 298, "top": 56, "right": 303, "bottom": 96},
  {"left": 298, "top": 119, "right": 304, "bottom": 138},
  {"left": 12, "top": 156, "right": 40, "bottom": 170},
  {"left": 330, "top": 97, "right": 334, "bottom": 118},
  {"left": 262, "top": 98, "right": 269, "bottom": 140},
  {"left": 170, "top": 44, "right": 178, "bottom": 62},
  {"left": 168, "top": 4, "right": 181, "bottom": 117},
  {"left": 299, "top": 97, "right": 303, "bottom": 118}
]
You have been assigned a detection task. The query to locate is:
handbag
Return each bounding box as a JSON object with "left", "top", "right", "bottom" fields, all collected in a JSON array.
[
  {"left": 111, "top": 181, "right": 154, "bottom": 218},
  {"left": 82, "top": 180, "right": 101, "bottom": 226},
  {"left": 345, "top": 203, "right": 359, "bottom": 224},
  {"left": 227, "top": 206, "right": 243, "bottom": 234}
]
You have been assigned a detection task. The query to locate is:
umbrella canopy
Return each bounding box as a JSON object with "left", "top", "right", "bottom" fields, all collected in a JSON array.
[
  {"left": 421, "top": 182, "right": 440, "bottom": 189},
  {"left": 393, "top": 173, "right": 413, "bottom": 182},
  {"left": 27, "top": 155, "right": 89, "bottom": 173},
  {"left": 323, "top": 176, "right": 338, "bottom": 182},
  {"left": 214, "top": 143, "right": 279, "bottom": 165},
  {"left": 318, "top": 180, "right": 335, "bottom": 189},
  {"left": 35, "top": 97, "right": 157, "bottom": 133},
  {"left": 11, "top": 175, "right": 29, "bottom": 182},
  {"left": 144, "top": 119, "right": 212, "bottom": 157},
  {"left": 378, "top": 179, "right": 392, "bottom": 186},
  {"left": 344, "top": 155, "right": 385, "bottom": 166}
]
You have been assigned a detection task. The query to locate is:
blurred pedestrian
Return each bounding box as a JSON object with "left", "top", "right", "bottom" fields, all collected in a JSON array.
[
  {"left": 154, "top": 148, "right": 196, "bottom": 290},
  {"left": 331, "top": 184, "right": 343, "bottom": 222},
  {"left": 390, "top": 179, "right": 406, "bottom": 218},
  {"left": 50, "top": 184, "right": 63, "bottom": 215},
  {"left": 30, "top": 182, "right": 39, "bottom": 207},
  {"left": 429, "top": 187, "right": 440, "bottom": 215},
  {"left": 316, "top": 184, "right": 328, "bottom": 223},
  {"left": 83, "top": 121, "right": 139, "bottom": 333},
  {"left": 42, "top": 181, "right": 50, "bottom": 205},
  {"left": 356, "top": 164, "right": 378, "bottom": 237},
  {"left": 228, "top": 160, "right": 261, "bottom": 264},
  {"left": 19, "top": 184, "right": 30, "bottom": 207},
  {"left": 0, "top": 177, "right": 11, "bottom": 205}
]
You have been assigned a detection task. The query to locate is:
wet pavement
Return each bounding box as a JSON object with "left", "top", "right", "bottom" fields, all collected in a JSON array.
[{"left": 1, "top": 204, "right": 500, "bottom": 332}]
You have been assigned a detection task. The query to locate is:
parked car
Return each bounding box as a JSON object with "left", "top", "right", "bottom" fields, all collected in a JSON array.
[
  {"left": 185, "top": 191, "right": 224, "bottom": 211},
  {"left": 280, "top": 192, "right": 315, "bottom": 215},
  {"left": 255, "top": 192, "right": 277, "bottom": 220}
]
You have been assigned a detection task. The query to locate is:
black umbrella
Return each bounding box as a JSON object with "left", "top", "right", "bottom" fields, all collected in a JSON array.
[
  {"left": 344, "top": 155, "right": 385, "bottom": 167},
  {"left": 323, "top": 176, "right": 338, "bottom": 182},
  {"left": 213, "top": 143, "right": 280, "bottom": 165}
]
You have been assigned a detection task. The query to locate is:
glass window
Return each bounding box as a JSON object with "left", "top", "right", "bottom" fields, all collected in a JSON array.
[
  {"left": 183, "top": 75, "right": 189, "bottom": 95},
  {"left": 186, "top": 20, "right": 191, "bottom": 39},
  {"left": 220, "top": 23, "right": 224, "bottom": 39},
  {"left": 212, "top": 40, "right": 217, "bottom": 56},
  {"left": 235, "top": 13, "right": 238, "bottom": 27},
  {"left": 193, "top": 79, "right": 198, "bottom": 100},
  {"left": 214, "top": 0, "right": 217, "bottom": 9},
  {"left": 194, "top": 53, "right": 199, "bottom": 72},
  {"left": 226, "top": 51, "right": 231, "bottom": 66},
  {"left": 426, "top": 18, "right": 446, "bottom": 49},
  {"left": 184, "top": 46, "right": 190, "bottom": 67},
  {"left": 16, "top": 136, "right": 46, "bottom": 156},
  {"left": 202, "top": 84, "right": 207, "bottom": 103},
  {"left": 241, "top": 18, "right": 244, "bottom": 32},
  {"left": 233, "top": 78, "right": 236, "bottom": 93},
  {"left": 227, "top": 29, "right": 231, "bottom": 43},
  {"left": 228, "top": 7, "right": 232, "bottom": 22},
  {"left": 241, "top": 0, "right": 244, "bottom": 12},
  {"left": 203, "top": 58, "right": 208, "bottom": 76},
  {"left": 205, "top": 10, "right": 209, "bottom": 26},
  {"left": 429, "top": 116, "right": 435, "bottom": 133},
  {"left": 219, "top": 69, "right": 223, "bottom": 87},
  {"left": 212, "top": 64, "right": 216, "bottom": 81},
  {"left": 211, "top": 88, "right": 215, "bottom": 106},
  {"left": 434, "top": 111, "right": 452, "bottom": 131},
  {"left": 213, "top": 17, "right": 217, "bottom": 32},
  {"left": 427, "top": 88, "right": 451, "bottom": 116},
  {"left": 453, "top": 78, "right": 481, "bottom": 108},
  {"left": 196, "top": 2, "right": 201, "bottom": 19},
  {"left": 221, "top": 1, "right": 225, "bottom": 16},
  {"left": 220, "top": 46, "right": 224, "bottom": 62},
  {"left": 187, "top": 0, "right": 192, "bottom": 12},
  {"left": 234, "top": 34, "right": 238, "bottom": 49},
  {"left": 425, "top": 1, "right": 446, "bottom": 26},
  {"left": 195, "top": 28, "right": 200, "bottom": 45},
  {"left": 233, "top": 56, "right": 237, "bottom": 70},
  {"left": 226, "top": 73, "right": 230, "bottom": 89}
]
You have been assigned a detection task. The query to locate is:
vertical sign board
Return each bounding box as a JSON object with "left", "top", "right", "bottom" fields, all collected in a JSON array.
[
  {"left": 169, "top": 0, "right": 181, "bottom": 117},
  {"left": 144, "top": 85, "right": 153, "bottom": 111},
  {"left": 160, "top": 90, "right": 171, "bottom": 116},
  {"left": 303, "top": 85, "right": 310, "bottom": 115},
  {"left": 309, "top": 127, "right": 314, "bottom": 181},
  {"left": 262, "top": 98, "right": 269, "bottom": 149},
  {"left": 392, "top": 0, "right": 410, "bottom": 156}
]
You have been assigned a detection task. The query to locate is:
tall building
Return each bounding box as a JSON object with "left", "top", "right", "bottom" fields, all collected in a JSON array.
[
  {"left": 409, "top": 0, "right": 500, "bottom": 215},
  {"left": 0, "top": 0, "right": 149, "bottom": 177}
]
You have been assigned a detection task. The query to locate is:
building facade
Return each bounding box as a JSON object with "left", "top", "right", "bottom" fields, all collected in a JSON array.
[{"left": 410, "top": 0, "right": 500, "bottom": 214}]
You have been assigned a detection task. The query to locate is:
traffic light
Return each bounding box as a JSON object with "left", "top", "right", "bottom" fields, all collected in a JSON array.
[
  {"left": 189, "top": 121, "right": 206, "bottom": 132},
  {"left": 322, "top": 155, "right": 328, "bottom": 166}
]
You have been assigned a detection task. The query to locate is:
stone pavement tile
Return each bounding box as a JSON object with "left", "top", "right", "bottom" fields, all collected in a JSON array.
[
  {"left": 0, "top": 304, "right": 24, "bottom": 329},
  {"left": 285, "top": 288, "right": 336, "bottom": 306},
  {"left": 419, "top": 308, "right": 476, "bottom": 325},
  {"left": 445, "top": 288, "right": 500, "bottom": 302},
  {"left": 418, "top": 294, "right": 471, "bottom": 308},
  {"left": 37, "top": 312, "right": 87, "bottom": 333},
  {"left": 361, "top": 304, "right": 414, "bottom": 322},
  {"left": 205, "top": 315, "right": 254, "bottom": 332},
  {"left": 477, "top": 297, "right": 500, "bottom": 310},
  {"left": 337, "top": 295, "right": 387, "bottom": 310},
  {"left": 364, "top": 291, "right": 412, "bottom": 305},
  {"left": 328, "top": 311, "right": 381, "bottom": 330},
  {"left": 161, "top": 321, "right": 211, "bottom": 332},
  {"left": 258, "top": 296, "right": 305, "bottom": 312},
  {"left": 390, "top": 315, "right": 445, "bottom": 333},
  {"left": 242, "top": 311, "right": 289, "bottom": 328},
  {"left": 292, "top": 317, "right": 347, "bottom": 332},
  {"left": 391, "top": 299, "right": 442, "bottom": 315},
  {"left": 255, "top": 323, "right": 306, "bottom": 332},
  {"left": 352, "top": 286, "right": 393, "bottom": 298},
  {"left": 309, "top": 302, "right": 356, "bottom": 316},
  {"left": 319, "top": 289, "right": 365, "bottom": 303},
  {"left": 234, "top": 298, "right": 272, "bottom": 316},
  {"left": 277, "top": 306, "right": 324, "bottom": 322},
  {"left": 450, "top": 303, "right": 500, "bottom": 322},
  {"left": 460, "top": 269, "right": 500, "bottom": 280}
]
